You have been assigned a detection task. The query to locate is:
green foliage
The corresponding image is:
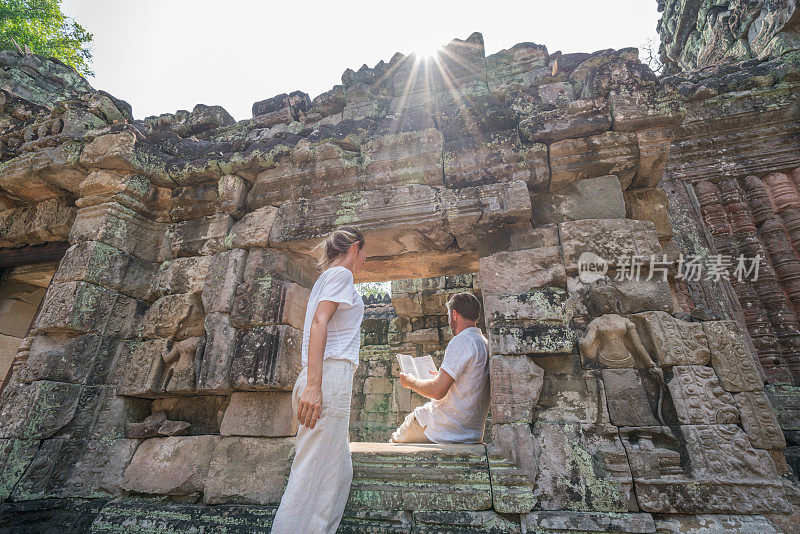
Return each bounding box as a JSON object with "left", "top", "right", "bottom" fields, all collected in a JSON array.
[
  {"left": 0, "top": 0, "right": 93, "bottom": 76},
  {"left": 355, "top": 281, "right": 391, "bottom": 297}
]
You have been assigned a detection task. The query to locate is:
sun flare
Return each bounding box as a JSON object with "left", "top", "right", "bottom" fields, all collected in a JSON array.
[{"left": 410, "top": 40, "right": 443, "bottom": 60}]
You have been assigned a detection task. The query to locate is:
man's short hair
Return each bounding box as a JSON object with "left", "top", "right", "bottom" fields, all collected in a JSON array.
[{"left": 446, "top": 292, "right": 481, "bottom": 321}]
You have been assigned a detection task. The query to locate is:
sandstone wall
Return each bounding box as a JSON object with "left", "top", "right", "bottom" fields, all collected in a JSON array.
[
  {"left": 657, "top": 0, "right": 800, "bottom": 73},
  {"left": 0, "top": 21, "right": 798, "bottom": 533}
]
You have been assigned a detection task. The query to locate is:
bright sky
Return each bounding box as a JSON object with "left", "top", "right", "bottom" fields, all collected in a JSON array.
[{"left": 61, "top": 1, "right": 662, "bottom": 121}]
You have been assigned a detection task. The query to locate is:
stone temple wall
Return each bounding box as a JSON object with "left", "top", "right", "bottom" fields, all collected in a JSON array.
[
  {"left": 657, "top": 0, "right": 800, "bottom": 74},
  {"left": 0, "top": 10, "right": 799, "bottom": 532}
]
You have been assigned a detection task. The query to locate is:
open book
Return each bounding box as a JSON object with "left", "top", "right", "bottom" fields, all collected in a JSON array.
[{"left": 396, "top": 353, "right": 438, "bottom": 380}]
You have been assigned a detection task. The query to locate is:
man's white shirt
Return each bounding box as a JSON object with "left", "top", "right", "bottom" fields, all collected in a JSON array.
[{"left": 412, "top": 326, "right": 490, "bottom": 443}]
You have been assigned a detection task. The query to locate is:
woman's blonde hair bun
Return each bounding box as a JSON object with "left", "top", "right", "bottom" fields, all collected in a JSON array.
[{"left": 315, "top": 226, "right": 365, "bottom": 270}]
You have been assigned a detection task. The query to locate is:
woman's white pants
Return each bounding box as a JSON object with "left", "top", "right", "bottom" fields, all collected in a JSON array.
[{"left": 271, "top": 358, "right": 356, "bottom": 534}]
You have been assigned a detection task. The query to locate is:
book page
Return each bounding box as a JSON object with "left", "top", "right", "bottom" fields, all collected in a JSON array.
[
  {"left": 413, "top": 355, "right": 437, "bottom": 378},
  {"left": 396, "top": 353, "right": 416, "bottom": 378}
]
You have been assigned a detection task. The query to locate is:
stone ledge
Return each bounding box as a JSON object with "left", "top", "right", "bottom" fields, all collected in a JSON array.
[{"left": 348, "top": 442, "right": 493, "bottom": 511}]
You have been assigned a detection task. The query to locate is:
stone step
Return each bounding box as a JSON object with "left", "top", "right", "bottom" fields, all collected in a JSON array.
[{"left": 347, "top": 442, "right": 493, "bottom": 511}]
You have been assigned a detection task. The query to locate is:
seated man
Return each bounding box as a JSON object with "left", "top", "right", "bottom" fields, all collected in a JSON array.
[{"left": 391, "top": 292, "right": 489, "bottom": 444}]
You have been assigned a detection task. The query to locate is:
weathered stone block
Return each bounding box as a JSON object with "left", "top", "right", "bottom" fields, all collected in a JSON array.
[
  {"left": 444, "top": 130, "right": 549, "bottom": 193},
  {"left": 484, "top": 288, "right": 573, "bottom": 328},
  {"left": 0, "top": 197, "right": 76, "bottom": 248},
  {"left": 338, "top": 509, "right": 412, "bottom": 533},
  {"left": 139, "top": 293, "right": 204, "bottom": 340},
  {"left": 270, "top": 182, "right": 529, "bottom": 260},
  {"left": 602, "top": 368, "right": 664, "bottom": 427},
  {"left": 0, "top": 438, "right": 40, "bottom": 500},
  {"left": 653, "top": 514, "right": 780, "bottom": 534},
  {"left": 682, "top": 424, "right": 780, "bottom": 483},
  {"left": 533, "top": 369, "right": 610, "bottom": 424},
  {"left": 169, "top": 182, "right": 218, "bottom": 221},
  {"left": 69, "top": 202, "right": 166, "bottom": 263},
  {"left": 486, "top": 40, "right": 547, "bottom": 88},
  {"left": 0, "top": 380, "right": 83, "bottom": 439},
  {"left": 667, "top": 365, "right": 739, "bottom": 425},
  {"left": 79, "top": 132, "right": 167, "bottom": 181},
  {"left": 230, "top": 325, "right": 302, "bottom": 391},
  {"left": 487, "top": 451, "right": 537, "bottom": 514},
  {"left": 226, "top": 205, "right": 278, "bottom": 249},
  {"left": 623, "top": 186, "right": 673, "bottom": 238},
  {"left": 703, "top": 320, "right": 763, "bottom": 393},
  {"left": 488, "top": 423, "right": 536, "bottom": 480},
  {"left": 521, "top": 511, "right": 656, "bottom": 533},
  {"left": 220, "top": 391, "right": 296, "bottom": 437},
  {"left": 230, "top": 277, "right": 309, "bottom": 330},
  {"left": 152, "top": 255, "right": 212, "bottom": 297},
  {"left": 435, "top": 87, "right": 517, "bottom": 143},
  {"left": 531, "top": 421, "right": 636, "bottom": 512},
  {"left": 53, "top": 240, "right": 156, "bottom": 302},
  {"left": 609, "top": 88, "right": 683, "bottom": 133},
  {"left": 629, "top": 127, "right": 674, "bottom": 190},
  {"left": 17, "top": 333, "right": 116, "bottom": 386},
  {"left": 0, "top": 151, "right": 76, "bottom": 203},
  {"left": 479, "top": 246, "right": 566, "bottom": 295},
  {"left": 203, "top": 436, "right": 294, "bottom": 504},
  {"left": 548, "top": 131, "right": 639, "bottom": 191},
  {"left": 61, "top": 438, "right": 141, "bottom": 499},
  {"left": 363, "top": 128, "right": 444, "bottom": 189},
  {"left": 202, "top": 248, "right": 247, "bottom": 314},
  {"left": 488, "top": 324, "right": 575, "bottom": 355},
  {"left": 91, "top": 500, "right": 277, "bottom": 531},
  {"left": 170, "top": 213, "right": 234, "bottom": 258},
  {"left": 13, "top": 437, "right": 141, "bottom": 500},
  {"left": 442, "top": 180, "right": 532, "bottom": 251},
  {"left": 243, "top": 247, "right": 317, "bottom": 289},
  {"left": 734, "top": 391, "right": 786, "bottom": 449},
  {"left": 520, "top": 98, "right": 612, "bottom": 145},
  {"left": 489, "top": 355, "right": 544, "bottom": 423},
  {"left": 531, "top": 175, "right": 626, "bottom": 226},
  {"left": 117, "top": 338, "right": 170, "bottom": 396},
  {"left": 218, "top": 174, "right": 248, "bottom": 215},
  {"left": 8, "top": 437, "right": 77, "bottom": 500},
  {"left": 197, "top": 312, "right": 236, "bottom": 392},
  {"left": 77, "top": 170, "right": 158, "bottom": 213},
  {"left": 559, "top": 219, "right": 663, "bottom": 274},
  {"left": 348, "top": 442, "right": 492, "bottom": 511},
  {"left": 247, "top": 141, "right": 362, "bottom": 208},
  {"left": 34, "top": 281, "right": 142, "bottom": 338},
  {"left": 628, "top": 311, "right": 710, "bottom": 367},
  {"left": 122, "top": 435, "right": 219, "bottom": 496},
  {"left": 765, "top": 384, "right": 800, "bottom": 431},
  {"left": 411, "top": 510, "right": 521, "bottom": 533},
  {"left": 568, "top": 274, "right": 673, "bottom": 317}
]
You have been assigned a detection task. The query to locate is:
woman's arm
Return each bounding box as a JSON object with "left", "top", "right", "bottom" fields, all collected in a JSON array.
[{"left": 297, "top": 300, "right": 339, "bottom": 429}]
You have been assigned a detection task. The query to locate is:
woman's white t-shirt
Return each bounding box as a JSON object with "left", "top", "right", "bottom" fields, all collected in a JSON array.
[{"left": 301, "top": 265, "right": 364, "bottom": 367}]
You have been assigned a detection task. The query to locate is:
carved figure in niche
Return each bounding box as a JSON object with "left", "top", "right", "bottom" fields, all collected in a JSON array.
[
  {"left": 150, "top": 336, "right": 202, "bottom": 393},
  {"left": 579, "top": 314, "right": 657, "bottom": 369}
]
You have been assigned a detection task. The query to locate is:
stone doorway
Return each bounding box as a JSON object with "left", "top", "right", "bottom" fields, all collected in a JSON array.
[
  {"left": 0, "top": 261, "right": 60, "bottom": 386},
  {"left": 352, "top": 272, "right": 491, "bottom": 443}
]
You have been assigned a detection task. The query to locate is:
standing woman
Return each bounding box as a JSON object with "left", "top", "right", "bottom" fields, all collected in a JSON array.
[{"left": 271, "top": 226, "right": 367, "bottom": 534}]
